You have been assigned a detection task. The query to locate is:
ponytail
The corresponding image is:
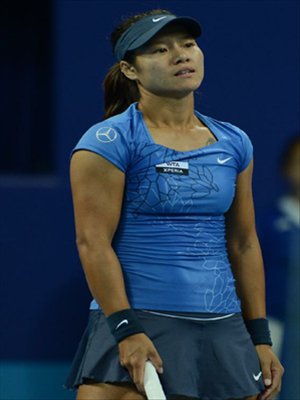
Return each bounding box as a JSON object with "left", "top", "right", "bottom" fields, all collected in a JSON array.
[
  {"left": 103, "top": 63, "right": 140, "bottom": 119},
  {"left": 103, "top": 9, "right": 173, "bottom": 119}
]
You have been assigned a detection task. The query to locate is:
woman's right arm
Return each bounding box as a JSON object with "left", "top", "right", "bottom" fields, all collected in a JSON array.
[
  {"left": 70, "top": 150, "right": 130, "bottom": 315},
  {"left": 70, "top": 150, "right": 163, "bottom": 391}
]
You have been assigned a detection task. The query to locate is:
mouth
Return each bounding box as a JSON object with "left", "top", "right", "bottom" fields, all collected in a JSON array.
[{"left": 174, "top": 68, "right": 195, "bottom": 77}]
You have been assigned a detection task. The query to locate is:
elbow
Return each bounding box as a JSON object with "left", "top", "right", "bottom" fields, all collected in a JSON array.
[
  {"left": 228, "top": 241, "right": 253, "bottom": 256},
  {"left": 75, "top": 236, "right": 93, "bottom": 259},
  {"left": 76, "top": 234, "right": 90, "bottom": 249},
  {"left": 75, "top": 232, "right": 111, "bottom": 255},
  {"left": 227, "top": 230, "right": 259, "bottom": 255},
  {"left": 75, "top": 236, "right": 88, "bottom": 253}
]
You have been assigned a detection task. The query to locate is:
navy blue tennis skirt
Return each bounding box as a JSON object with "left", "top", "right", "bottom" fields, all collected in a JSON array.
[{"left": 65, "top": 310, "right": 264, "bottom": 400}]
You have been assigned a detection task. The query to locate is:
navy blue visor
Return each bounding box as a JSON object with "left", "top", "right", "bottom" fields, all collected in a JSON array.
[{"left": 113, "top": 14, "right": 202, "bottom": 61}]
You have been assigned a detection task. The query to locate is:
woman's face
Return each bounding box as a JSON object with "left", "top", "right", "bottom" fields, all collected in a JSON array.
[{"left": 126, "top": 24, "right": 204, "bottom": 99}]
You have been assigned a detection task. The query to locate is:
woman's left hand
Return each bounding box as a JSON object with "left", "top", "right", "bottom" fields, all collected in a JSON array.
[{"left": 255, "top": 345, "right": 284, "bottom": 400}]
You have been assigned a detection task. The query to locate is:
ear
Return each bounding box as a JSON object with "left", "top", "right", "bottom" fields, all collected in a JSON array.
[{"left": 120, "top": 61, "right": 138, "bottom": 81}]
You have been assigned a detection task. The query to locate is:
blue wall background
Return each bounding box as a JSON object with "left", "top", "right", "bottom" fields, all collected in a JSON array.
[{"left": 1, "top": 0, "right": 299, "bottom": 398}]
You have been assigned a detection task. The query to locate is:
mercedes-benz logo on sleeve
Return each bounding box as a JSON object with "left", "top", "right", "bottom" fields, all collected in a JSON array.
[{"left": 96, "top": 127, "right": 118, "bottom": 143}]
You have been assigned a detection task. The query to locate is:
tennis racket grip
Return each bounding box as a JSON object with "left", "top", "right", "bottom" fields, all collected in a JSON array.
[{"left": 144, "top": 361, "right": 166, "bottom": 400}]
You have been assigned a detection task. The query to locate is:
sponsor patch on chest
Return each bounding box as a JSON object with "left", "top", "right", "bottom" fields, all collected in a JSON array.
[{"left": 155, "top": 161, "right": 189, "bottom": 175}]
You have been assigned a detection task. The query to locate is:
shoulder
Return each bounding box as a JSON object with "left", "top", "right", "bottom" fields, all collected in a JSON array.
[
  {"left": 74, "top": 103, "right": 142, "bottom": 154},
  {"left": 196, "top": 111, "right": 253, "bottom": 173},
  {"left": 80, "top": 103, "right": 138, "bottom": 144},
  {"left": 197, "top": 112, "right": 252, "bottom": 145},
  {"left": 72, "top": 104, "right": 140, "bottom": 173}
]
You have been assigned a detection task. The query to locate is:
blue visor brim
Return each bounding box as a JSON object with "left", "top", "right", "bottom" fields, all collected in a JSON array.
[{"left": 114, "top": 14, "right": 202, "bottom": 61}]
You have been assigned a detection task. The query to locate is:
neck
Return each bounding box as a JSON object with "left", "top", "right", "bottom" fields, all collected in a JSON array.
[{"left": 137, "top": 91, "right": 196, "bottom": 129}]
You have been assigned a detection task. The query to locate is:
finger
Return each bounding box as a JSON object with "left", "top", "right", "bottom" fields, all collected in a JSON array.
[
  {"left": 270, "top": 367, "right": 282, "bottom": 389},
  {"left": 122, "top": 359, "right": 134, "bottom": 384},
  {"left": 148, "top": 349, "right": 164, "bottom": 374},
  {"left": 260, "top": 368, "right": 282, "bottom": 400},
  {"left": 260, "top": 383, "right": 275, "bottom": 400},
  {"left": 261, "top": 362, "right": 272, "bottom": 388},
  {"left": 131, "top": 358, "right": 146, "bottom": 394},
  {"left": 265, "top": 368, "right": 282, "bottom": 400},
  {"left": 259, "top": 361, "right": 272, "bottom": 400}
]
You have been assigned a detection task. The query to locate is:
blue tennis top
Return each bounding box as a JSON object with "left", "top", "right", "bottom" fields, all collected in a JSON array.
[{"left": 73, "top": 103, "right": 253, "bottom": 313}]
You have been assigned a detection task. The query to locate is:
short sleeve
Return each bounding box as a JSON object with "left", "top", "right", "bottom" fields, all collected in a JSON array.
[
  {"left": 238, "top": 128, "right": 253, "bottom": 173},
  {"left": 72, "top": 123, "right": 131, "bottom": 173},
  {"left": 218, "top": 120, "right": 254, "bottom": 173}
]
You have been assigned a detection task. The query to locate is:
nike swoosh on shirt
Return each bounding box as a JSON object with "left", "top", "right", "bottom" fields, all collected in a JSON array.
[
  {"left": 152, "top": 16, "right": 168, "bottom": 22},
  {"left": 217, "top": 157, "right": 232, "bottom": 164},
  {"left": 252, "top": 372, "right": 262, "bottom": 381},
  {"left": 115, "top": 319, "right": 129, "bottom": 330}
]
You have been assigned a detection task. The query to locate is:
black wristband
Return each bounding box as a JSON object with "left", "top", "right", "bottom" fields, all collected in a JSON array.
[
  {"left": 245, "top": 318, "right": 273, "bottom": 346},
  {"left": 106, "top": 309, "right": 145, "bottom": 343}
]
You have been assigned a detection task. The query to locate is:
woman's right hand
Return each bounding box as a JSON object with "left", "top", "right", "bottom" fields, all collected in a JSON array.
[{"left": 118, "top": 333, "right": 163, "bottom": 394}]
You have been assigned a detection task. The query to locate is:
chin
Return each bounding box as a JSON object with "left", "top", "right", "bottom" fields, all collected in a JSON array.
[
  {"left": 177, "top": 77, "right": 203, "bottom": 90},
  {"left": 175, "top": 82, "right": 202, "bottom": 96},
  {"left": 151, "top": 81, "right": 202, "bottom": 98}
]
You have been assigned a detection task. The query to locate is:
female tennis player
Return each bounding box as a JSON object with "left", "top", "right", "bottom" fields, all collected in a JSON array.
[{"left": 65, "top": 9, "right": 284, "bottom": 400}]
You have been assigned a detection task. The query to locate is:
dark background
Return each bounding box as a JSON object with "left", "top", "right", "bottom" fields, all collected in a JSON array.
[{"left": 1, "top": 0, "right": 299, "bottom": 363}]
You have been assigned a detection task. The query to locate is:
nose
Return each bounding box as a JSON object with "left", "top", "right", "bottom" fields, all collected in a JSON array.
[
  {"left": 174, "top": 54, "right": 190, "bottom": 64},
  {"left": 172, "top": 44, "right": 190, "bottom": 64}
]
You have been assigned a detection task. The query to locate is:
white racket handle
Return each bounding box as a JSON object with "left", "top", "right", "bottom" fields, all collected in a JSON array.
[{"left": 144, "top": 361, "right": 166, "bottom": 400}]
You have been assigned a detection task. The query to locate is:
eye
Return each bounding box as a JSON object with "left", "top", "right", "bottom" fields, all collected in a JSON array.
[
  {"left": 153, "top": 47, "right": 168, "bottom": 54},
  {"left": 185, "top": 41, "right": 196, "bottom": 48}
]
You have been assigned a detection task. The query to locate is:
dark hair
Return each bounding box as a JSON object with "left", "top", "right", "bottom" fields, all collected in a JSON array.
[
  {"left": 280, "top": 135, "right": 300, "bottom": 171},
  {"left": 103, "top": 9, "right": 172, "bottom": 119}
]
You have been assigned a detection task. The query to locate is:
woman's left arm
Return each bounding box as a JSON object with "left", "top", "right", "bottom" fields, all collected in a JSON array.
[{"left": 226, "top": 159, "right": 284, "bottom": 400}]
